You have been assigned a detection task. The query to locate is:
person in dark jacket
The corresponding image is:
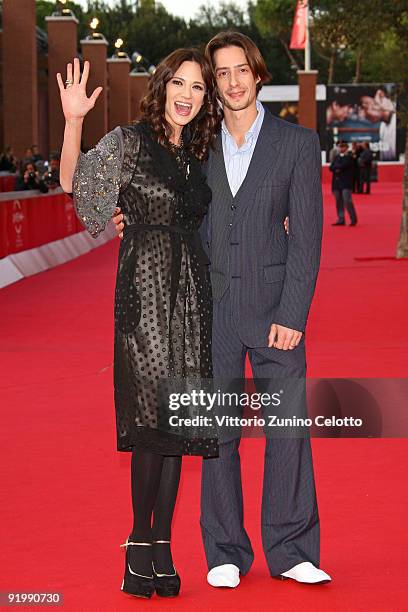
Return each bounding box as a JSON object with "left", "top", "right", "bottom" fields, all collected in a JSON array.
[
  {"left": 14, "top": 162, "right": 48, "bottom": 193},
  {"left": 330, "top": 141, "right": 358, "bottom": 226},
  {"left": 351, "top": 142, "right": 362, "bottom": 193},
  {"left": 0, "top": 146, "right": 18, "bottom": 172},
  {"left": 358, "top": 142, "right": 373, "bottom": 194}
]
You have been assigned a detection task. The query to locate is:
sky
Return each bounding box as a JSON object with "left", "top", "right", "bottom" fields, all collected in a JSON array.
[{"left": 74, "top": 0, "right": 249, "bottom": 22}]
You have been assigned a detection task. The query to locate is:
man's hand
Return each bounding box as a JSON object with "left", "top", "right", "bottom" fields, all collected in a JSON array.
[
  {"left": 284, "top": 216, "right": 289, "bottom": 234},
  {"left": 112, "top": 207, "right": 124, "bottom": 239},
  {"left": 268, "top": 323, "right": 303, "bottom": 350}
]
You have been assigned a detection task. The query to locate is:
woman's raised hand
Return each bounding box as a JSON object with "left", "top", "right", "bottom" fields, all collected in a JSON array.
[{"left": 56, "top": 58, "right": 103, "bottom": 122}]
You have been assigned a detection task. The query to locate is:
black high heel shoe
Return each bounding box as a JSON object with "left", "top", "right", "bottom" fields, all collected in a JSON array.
[
  {"left": 152, "top": 540, "right": 181, "bottom": 597},
  {"left": 120, "top": 538, "right": 155, "bottom": 599}
]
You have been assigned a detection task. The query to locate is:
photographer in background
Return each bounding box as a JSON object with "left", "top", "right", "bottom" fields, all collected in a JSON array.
[
  {"left": 42, "top": 154, "right": 61, "bottom": 190},
  {"left": 14, "top": 161, "right": 48, "bottom": 193}
]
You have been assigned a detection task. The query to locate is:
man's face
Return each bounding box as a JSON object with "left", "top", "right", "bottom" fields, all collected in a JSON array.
[{"left": 213, "top": 45, "right": 260, "bottom": 112}]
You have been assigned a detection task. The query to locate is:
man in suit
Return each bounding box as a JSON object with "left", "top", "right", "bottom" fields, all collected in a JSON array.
[
  {"left": 199, "top": 30, "right": 330, "bottom": 588},
  {"left": 330, "top": 140, "right": 358, "bottom": 225},
  {"left": 112, "top": 31, "right": 331, "bottom": 587}
]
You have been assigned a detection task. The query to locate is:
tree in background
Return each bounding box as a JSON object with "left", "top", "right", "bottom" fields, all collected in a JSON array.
[
  {"left": 310, "top": 3, "right": 348, "bottom": 84},
  {"left": 193, "top": 1, "right": 248, "bottom": 29},
  {"left": 252, "top": 0, "right": 302, "bottom": 71},
  {"left": 36, "top": 1, "right": 85, "bottom": 32},
  {"left": 387, "top": 1, "right": 408, "bottom": 258},
  {"left": 331, "top": 0, "right": 388, "bottom": 84},
  {"left": 36, "top": 0, "right": 188, "bottom": 63}
]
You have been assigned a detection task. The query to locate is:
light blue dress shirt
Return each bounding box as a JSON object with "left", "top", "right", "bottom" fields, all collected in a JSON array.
[{"left": 221, "top": 99, "right": 265, "bottom": 197}]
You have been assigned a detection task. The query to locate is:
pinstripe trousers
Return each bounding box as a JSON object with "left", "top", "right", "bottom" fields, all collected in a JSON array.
[{"left": 200, "top": 290, "right": 320, "bottom": 576}]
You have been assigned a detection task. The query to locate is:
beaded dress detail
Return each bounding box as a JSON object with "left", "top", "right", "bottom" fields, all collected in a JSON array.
[{"left": 72, "top": 122, "right": 217, "bottom": 456}]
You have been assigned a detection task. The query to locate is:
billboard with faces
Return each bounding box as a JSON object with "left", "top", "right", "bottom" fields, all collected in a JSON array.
[{"left": 326, "top": 84, "right": 397, "bottom": 161}]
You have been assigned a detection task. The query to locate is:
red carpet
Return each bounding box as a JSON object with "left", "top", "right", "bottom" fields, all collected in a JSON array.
[{"left": 1, "top": 181, "right": 407, "bottom": 610}]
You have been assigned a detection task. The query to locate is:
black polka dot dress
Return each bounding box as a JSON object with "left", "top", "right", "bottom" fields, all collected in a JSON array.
[{"left": 72, "top": 121, "right": 218, "bottom": 457}]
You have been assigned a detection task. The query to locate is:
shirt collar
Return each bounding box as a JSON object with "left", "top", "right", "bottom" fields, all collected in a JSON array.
[{"left": 221, "top": 99, "right": 264, "bottom": 144}]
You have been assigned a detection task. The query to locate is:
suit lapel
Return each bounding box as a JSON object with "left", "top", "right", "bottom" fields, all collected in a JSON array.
[
  {"left": 207, "top": 135, "right": 232, "bottom": 242},
  {"left": 210, "top": 134, "right": 233, "bottom": 198},
  {"left": 232, "top": 111, "right": 282, "bottom": 225}
]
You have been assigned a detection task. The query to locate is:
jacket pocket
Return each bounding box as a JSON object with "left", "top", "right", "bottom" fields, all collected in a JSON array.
[{"left": 263, "top": 263, "right": 286, "bottom": 283}]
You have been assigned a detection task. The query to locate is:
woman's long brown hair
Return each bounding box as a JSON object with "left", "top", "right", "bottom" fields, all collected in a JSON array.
[{"left": 139, "top": 48, "right": 221, "bottom": 161}]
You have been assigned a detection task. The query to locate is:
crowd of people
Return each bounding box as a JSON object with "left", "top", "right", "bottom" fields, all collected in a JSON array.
[
  {"left": 0, "top": 144, "right": 61, "bottom": 193},
  {"left": 329, "top": 140, "right": 374, "bottom": 195}
]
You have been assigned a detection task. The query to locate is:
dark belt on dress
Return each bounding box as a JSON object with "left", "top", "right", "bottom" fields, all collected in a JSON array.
[
  {"left": 123, "top": 223, "right": 195, "bottom": 238},
  {"left": 123, "top": 222, "right": 209, "bottom": 266}
]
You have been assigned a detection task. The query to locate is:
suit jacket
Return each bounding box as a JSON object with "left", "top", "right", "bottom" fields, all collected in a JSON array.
[
  {"left": 200, "top": 109, "right": 323, "bottom": 347},
  {"left": 330, "top": 153, "right": 354, "bottom": 190},
  {"left": 359, "top": 148, "right": 373, "bottom": 168}
]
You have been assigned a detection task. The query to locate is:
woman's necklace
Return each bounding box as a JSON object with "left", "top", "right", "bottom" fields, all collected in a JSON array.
[
  {"left": 169, "top": 134, "right": 183, "bottom": 154},
  {"left": 169, "top": 135, "right": 190, "bottom": 179}
]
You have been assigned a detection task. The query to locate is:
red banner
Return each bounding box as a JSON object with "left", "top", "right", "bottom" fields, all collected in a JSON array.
[
  {"left": 290, "top": 0, "right": 308, "bottom": 50},
  {"left": 0, "top": 192, "right": 82, "bottom": 258},
  {"left": 0, "top": 174, "right": 17, "bottom": 193}
]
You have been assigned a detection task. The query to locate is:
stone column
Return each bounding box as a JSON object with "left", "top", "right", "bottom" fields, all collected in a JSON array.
[
  {"left": 2, "top": 0, "right": 38, "bottom": 158},
  {"left": 297, "top": 70, "right": 318, "bottom": 130},
  {"left": 80, "top": 37, "right": 108, "bottom": 150},
  {"left": 130, "top": 72, "right": 149, "bottom": 121},
  {"left": 107, "top": 56, "right": 131, "bottom": 130},
  {"left": 46, "top": 14, "right": 79, "bottom": 154}
]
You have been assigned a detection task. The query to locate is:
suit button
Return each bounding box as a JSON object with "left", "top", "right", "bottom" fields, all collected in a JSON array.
[
  {"left": 228, "top": 223, "right": 232, "bottom": 227},
  {"left": 231, "top": 205, "right": 236, "bottom": 210}
]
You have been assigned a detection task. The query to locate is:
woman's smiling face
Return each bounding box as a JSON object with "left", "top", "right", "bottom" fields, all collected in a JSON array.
[{"left": 164, "top": 61, "right": 206, "bottom": 133}]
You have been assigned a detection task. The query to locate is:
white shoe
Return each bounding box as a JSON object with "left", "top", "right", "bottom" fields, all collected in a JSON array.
[
  {"left": 281, "top": 561, "right": 331, "bottom": 584},
  {"left": 207, "top": 564, "right": 240, "bottom": 588}
]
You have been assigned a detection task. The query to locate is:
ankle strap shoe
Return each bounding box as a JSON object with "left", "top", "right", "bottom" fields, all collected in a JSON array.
[
  {"left": 120, "top": 538, "right": 155, "bottom": 599},
  {"left": 152, "top": 541, "right": 181, "bottom": 597}
]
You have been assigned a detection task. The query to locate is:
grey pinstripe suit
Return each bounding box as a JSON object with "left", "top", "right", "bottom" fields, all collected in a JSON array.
[{"left": 199, "top": 109, "right": 323, "bottom": 576}]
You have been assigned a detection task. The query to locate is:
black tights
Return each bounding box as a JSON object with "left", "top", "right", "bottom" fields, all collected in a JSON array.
[{"left": 129, "top": 449, "right": 181, "bottom": 575}]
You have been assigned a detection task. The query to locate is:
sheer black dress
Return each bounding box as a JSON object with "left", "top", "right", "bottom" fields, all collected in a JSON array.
[{"left": 72, "top": 122, "right": 217, "bottom": 457}]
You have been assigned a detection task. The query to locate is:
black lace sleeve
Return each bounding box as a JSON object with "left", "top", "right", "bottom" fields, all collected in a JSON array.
[{"left": 72, "top": 126, "right": 124, "bottom": 238}]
